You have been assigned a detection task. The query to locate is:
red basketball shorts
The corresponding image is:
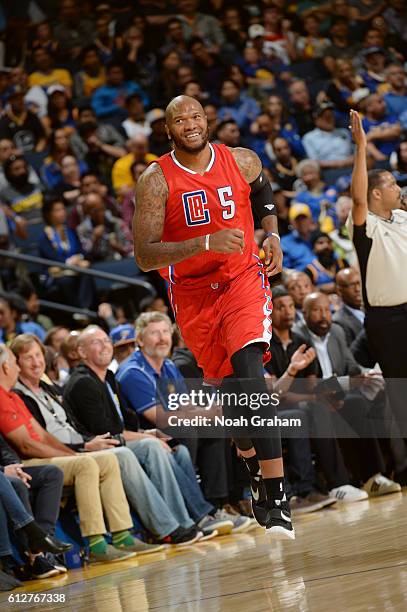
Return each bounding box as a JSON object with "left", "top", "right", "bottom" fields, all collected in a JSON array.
[{"left": 169, "top": 263, "right": 272, "bottom": 381}]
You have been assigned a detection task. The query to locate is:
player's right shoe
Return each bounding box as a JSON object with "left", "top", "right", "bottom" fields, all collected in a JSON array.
[
  {"left": 264, "top": 497, "right": 296, "bottom": 540},
  {"left": 250, "top": 474, "right": 268, "bottom": 527}
]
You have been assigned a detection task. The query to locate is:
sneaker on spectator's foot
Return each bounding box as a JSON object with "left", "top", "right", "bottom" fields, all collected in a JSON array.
[
  {"left": 114, "top": 539, "right": 165, "bottom": 555},
  {"left": 198, "top": 514, "right": 233, "bottom": 536},
  {"left": 30, "top": 556, "right": 60, "bottom": 578},
  {"left": 250, "top": 475, "right": 268, "bottom": 526},
  {"left": 264, "top": 498, "right": 295, "bottom": 540},
  {"left": 329, "top": 485, "right": 368, "bottom": 503},
  {"left": 88, "top": 544, "right": 136, "bottom": 564},
  {"left": 362, "top": 473, "right": 402, "bottom": 497},
  {"left": 160, "top": 526, "right": 202, "bottom": 547},
  {"left": 305, "top": 491, "right": 337, "bottom": 509},
  {"left": 290, "top": 496, "right": 324, "bottom": 515},
  {"left": 44, "top": 553, "right": 67, "bottom": 573},
  {"left": 215, "top": 508, "right": 252, "bottom": 533}
]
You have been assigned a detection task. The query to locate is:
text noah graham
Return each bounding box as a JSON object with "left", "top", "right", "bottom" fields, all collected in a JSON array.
[{"left": 166, "top": 415, "right": 302, "bottom": 428}]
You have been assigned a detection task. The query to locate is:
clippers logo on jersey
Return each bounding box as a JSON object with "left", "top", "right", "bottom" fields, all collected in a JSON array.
[{"left": 182, "top": 190, "right": 210, "bottom": 226}]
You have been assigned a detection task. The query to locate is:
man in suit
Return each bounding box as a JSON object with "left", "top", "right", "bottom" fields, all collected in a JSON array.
[
  {"left": 293, "top": 292, "right": 400, "bottom": 497},
  {"left": 333, "top": 268, "right": 364, "bottom": 346}
]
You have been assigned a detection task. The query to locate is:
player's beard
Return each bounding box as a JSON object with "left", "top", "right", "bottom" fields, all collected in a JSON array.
[{"left": 169, "top": 126, "right": 210, "bottom": 153}]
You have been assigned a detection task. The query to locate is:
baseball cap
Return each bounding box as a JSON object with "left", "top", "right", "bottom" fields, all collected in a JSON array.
[
  {"left": 146, "top": 108, "right": 165, "bottom": 126},
  {"left": 248, "top": 24, "right": 265, "bottom": 39},
  {"left": 362, "top": 46, "right": 386, "bottom": 57},
  {"left": 313, "top": 102, "right": 335, "bottom": 118},
  {"left": 109, "top": 324, "right": 136, "bottom": 347},
  {"left": 289, "top": 203, "right": 312, "bottom": 221},
  {"left": 47, "top": 84, "right": 65, "bottom": 96}
]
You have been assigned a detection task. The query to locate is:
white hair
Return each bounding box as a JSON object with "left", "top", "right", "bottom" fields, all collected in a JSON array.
[{"left": 296, "top": 159, "right": 320, "bottom": 178}]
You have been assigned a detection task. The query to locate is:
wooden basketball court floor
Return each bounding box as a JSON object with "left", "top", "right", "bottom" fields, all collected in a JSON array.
[{"left": 1, "top": 491, "right": 407, "bottom": 612}]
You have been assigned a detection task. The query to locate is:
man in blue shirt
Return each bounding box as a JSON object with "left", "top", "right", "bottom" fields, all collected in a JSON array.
[
  {"left": 362, "top": 94, "right": 402, "bottom": 159},
  {"left": 383, "top": 64, "right": 407, "bottom": 119},
  {"left": 117, "top": 312, "right": 250, "bottom": 533},
  {"left": 281, "top": 204, "right": 315, "bottom": 270}
]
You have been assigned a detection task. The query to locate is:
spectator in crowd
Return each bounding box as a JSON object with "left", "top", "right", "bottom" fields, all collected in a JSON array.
[
  {"left": 77, "top": 122, "right": 125, "bottom": 181},
  {"left": 288, "top": 79, "right": 315, "bottom": 137},
  {"left": 391, "top": 140, "right": 407, "bottom": 188},
  {"left": 294, "top": 159, "right": 338, "bottom": 229},
  {"left": 121, "top": 161, "right": 147, "bottom": 229},
  {"left": 91, "top": 61, "right": 148, "bottom": 123},
  {"left": 109, "top": 323, "right": 137, "bottom": 373},
  {"left": 304, "top": 230, "right": 348, "bottom": 293},
  {"left": 64, "top": 325, "right": 234, "bottom": 539},
  {"left": 27, "top": 49, "right": 73, "bottom": 97},
  {"left": 115, "top": 313, "right": 249, "bottom": 532},
  {"left": 115, "top": 26, "right": 157, "bottom": 92},
  {"left": 261, "top": 5, "right": 296, "bottom": 65},
  {"left": 0, "top": 339, "right": 145, "bottom": 564},
  {"left": 362, "top": 93, "right": 402, "bottom": 162},
  {"left": 59, "top": 330, "right": 81, "bottom": 375},
  {"left": 0, "top": 464, "right": 69, "bottom": 585},
  {"left": 333, "top": 268, "right": 365, "bottom": 346},
  {"left": 285, "top": 271, "right": 315, "bottom": 323},
  {"left": 281, "top": 204, "right": 314, "bottom": 270},
  {"left": 29, "top": 20, "right": 59, "bottom": 58},
  {"left": 53, "top": 0, "right": 95, "bottom": 61},
  {"left": 0, "top": 429, "right": 67, "bottom": 579},
  {"left": 93, "top": 15, "right": 115, "bottom": 65},
  {"left": 68, "top": 172, "right": 120, "bottom": 229},
  {"left": 0, "top": 88, "right": 46, "bottom": 153},
  {"left": 324, "top": 17, "right": 361, "bottom": 74},
  {"left": 147, "top": 108, "right": 171, "bottom": 157},
  {"left": 217, "top": 78, "right": 260, "bottom": 133},
  {"left": 215, "top": 120, "right": 241, "bottom": 147},
  {"left": 325, "top": 59, "right": 368, "bottom": 121},
  {"left": 268, "top": 137, "right": 299, "bottom": 194},
  {"left": 121, "top": 93, "right": 151, "bottom": 140},
  {"left": 159, "top": 18, "right": 192, "bottom": 65},
  {"left": 74, "top": 45, "right": 106, "bottom": 100},
  {"left": 76, "top": 192, "right": 133, "bottom": 261},
  {"left": 151, "top": 50, "right": 184, "bottom": 108},
  {"left": 0, "top": 293, "right": 45, "bottom": 343},
  {"left": 268, "top": 286, "right": 366, "bottom": 504},
  {"left": 0, "top": 139, "right": 40, "bottom": 190},
  {"left": 42, "top": 86, "right": 75, "bottom": 134},
  {"left": 69, "top": 106, "right": 126, "bottom": 162},
  {"left": 294, "top": 292, "right": 401, "bottom": 496},
  {"left": 41, "top": 129, "right": 85, "bottom": 190},
  {"left": 360, "top": 46, "right": 388, "bottom": 93},
  {"left": 294, "top": 14, "right": 331, "bottom": 60},
  {"left": 11, "top": 280, "right": 53, "bottom": 332},
  {"left": 38, "top": 196, "right": 95, "bottom": 310},
  {"left": 302, "top": 102, "right": 354, "bottom": 183},
  {"left": 383, "top": 64, "right": 406, "bottom": 118},
  {"left": 53, "top": 155, "right": 82, "bottom": 203},
  {"left": 220, "top": 7, "right": 247, "bottom": 56},
  {"left": 111, "top": 134, "right": 157, "bottom": 197},
  {"left": 328, "top": 195, "right": 357, "bottom": 265},
  {"left": 177, "top": 0, "right": 225, "bottom": 52}
]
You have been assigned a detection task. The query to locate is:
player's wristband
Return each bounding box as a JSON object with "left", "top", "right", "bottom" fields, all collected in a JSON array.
[
  {"left": 266, "top": 232, "right": 280, "bottom": 242},
  {"left": 205, "top": 234, "right": 210, "bottom": 251}
]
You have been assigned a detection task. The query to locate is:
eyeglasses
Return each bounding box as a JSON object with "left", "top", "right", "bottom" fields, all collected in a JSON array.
[{"left": 89, "top": 338, "right": 113, "bottom": 348}]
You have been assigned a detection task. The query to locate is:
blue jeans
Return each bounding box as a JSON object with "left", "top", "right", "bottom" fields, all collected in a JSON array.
[
  {"left": 169, "top": 445, "right": 213, "bottom": 522},
  {"left": 0, "top": 471, "right": 33, "bottom": 557},
  {"left": 114, "top": 443, "right": 194, "bottom": 537}
]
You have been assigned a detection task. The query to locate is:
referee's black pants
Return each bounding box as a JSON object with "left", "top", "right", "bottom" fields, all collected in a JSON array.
[{"left": 365, "top": 304, "right": 407, "bottom": 435}]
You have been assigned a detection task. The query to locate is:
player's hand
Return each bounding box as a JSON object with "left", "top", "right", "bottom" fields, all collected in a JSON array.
[
  {"left": 262, "top": 235, "right": 283, "bottom": 276},
  {"left": 208, "top": 229, "right": 245, "bottom": 254},
  {"left": 350, "top": 110, "right": 367, "bottom": 148}
]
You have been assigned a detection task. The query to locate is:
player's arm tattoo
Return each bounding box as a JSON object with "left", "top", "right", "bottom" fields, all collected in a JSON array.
[
  {"left": 133, "top": 163, "right": 205, "bottom": 272},
  {"left": 230, "top": 147, "right": 262, "bottom": 183}
]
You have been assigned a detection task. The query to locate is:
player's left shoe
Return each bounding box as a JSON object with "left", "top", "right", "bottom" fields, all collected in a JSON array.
[
  {"left": 250, "top": 474, "right": 268, "bottom": 527},
  {"left": 264, "top": 497, "right": 296, "bottom": 540}
]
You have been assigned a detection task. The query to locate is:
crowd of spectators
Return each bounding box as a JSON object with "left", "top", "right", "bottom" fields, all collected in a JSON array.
[{"left": 0, "top": 0, "right": 406, "bottom": 591}]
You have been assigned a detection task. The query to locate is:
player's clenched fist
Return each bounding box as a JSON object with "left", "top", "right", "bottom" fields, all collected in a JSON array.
[{"left": 208, "top": 229, "right": 245, "bottom": 253}]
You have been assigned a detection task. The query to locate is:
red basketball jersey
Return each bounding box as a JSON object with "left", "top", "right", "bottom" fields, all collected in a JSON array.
[{"left": 155, "top": 143, "right": 259, "bottom": 288}]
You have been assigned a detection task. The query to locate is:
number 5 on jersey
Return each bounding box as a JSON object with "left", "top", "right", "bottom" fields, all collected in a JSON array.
[{"left": 182, "top": 187, "right": 236, "bottom": 226}]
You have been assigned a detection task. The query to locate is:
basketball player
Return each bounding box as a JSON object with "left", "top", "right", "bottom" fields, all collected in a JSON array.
[{"left": 133, "top": 96, "right": 294, "bottom": 539}]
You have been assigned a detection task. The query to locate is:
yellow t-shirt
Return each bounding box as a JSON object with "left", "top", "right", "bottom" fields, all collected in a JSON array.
[
  {"left": 80, "top": 69, "right": 106, "bottom": 97},
  {"left": 112, "top": 152, "right": 157, "bottom": 195},
  {"left": 28, "top": 69, "right": 73, "bottom": 89}
]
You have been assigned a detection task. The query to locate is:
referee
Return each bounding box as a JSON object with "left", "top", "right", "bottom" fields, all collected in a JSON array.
[{"left": 349, "top": 110, "right": 407, "bottom": 430}]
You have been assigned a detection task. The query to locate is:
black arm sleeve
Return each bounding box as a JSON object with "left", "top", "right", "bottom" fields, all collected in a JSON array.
[{"left": 250, "top": 170, "right": 277, "bottom": 220}]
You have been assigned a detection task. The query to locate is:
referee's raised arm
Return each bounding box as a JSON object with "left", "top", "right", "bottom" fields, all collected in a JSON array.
[{"left": 350, "top": 110, "right": 368, "bottom": 226}]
